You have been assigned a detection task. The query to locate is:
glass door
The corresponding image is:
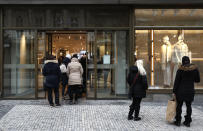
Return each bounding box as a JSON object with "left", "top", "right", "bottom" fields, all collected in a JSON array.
[{"left": 37, "top": 31, "right": 46, "bottom": 98}]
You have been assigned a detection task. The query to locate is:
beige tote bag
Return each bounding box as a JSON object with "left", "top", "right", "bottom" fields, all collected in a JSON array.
[{"left": 166, "top": 97, "right": 177, "bottom": 123}]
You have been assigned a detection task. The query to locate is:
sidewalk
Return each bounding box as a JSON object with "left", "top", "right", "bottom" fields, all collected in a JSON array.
[{"left": 0, "top": 100, "right": 203, "bottom": 131}]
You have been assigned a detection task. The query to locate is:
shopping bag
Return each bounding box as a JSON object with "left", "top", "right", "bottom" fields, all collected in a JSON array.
[{"left": 166, "top": 99, "right": 177, "bottom": 123}]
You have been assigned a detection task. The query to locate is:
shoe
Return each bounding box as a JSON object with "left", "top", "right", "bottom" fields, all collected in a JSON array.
[
  {"left": 56, "top": 104, "right": 61, "bottom": 106},
  {"left": 183, "top": 121, "right": 190, "bottom": 127},
  {"left": 174, "top": 121, "right": 181, "bottom": 126},
  {"left": 50, "top": 104, "right": 54, "bottom": 107},
  {"left": 73, "top": 100, "right": 78, "bottom": 104},
  {"left": 134, "top": 117, "right": 141, "bottom": 121},
  {"left": 128, "top": 116, "right": 133, "bottom": 120},
  {"left": 69, "top": 101, "right": 73, "bottom": 105}
]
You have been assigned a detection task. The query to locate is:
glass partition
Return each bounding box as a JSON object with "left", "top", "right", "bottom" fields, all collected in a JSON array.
[
  {"left": 135, "top": 30, "right": 203, "bottom": 89},
  {"left": 3, "top": 30, "right": 35, "bottom": 98}
]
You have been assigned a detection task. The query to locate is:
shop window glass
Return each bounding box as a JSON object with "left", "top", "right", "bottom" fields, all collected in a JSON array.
[
  {"left": 135, "top": 30, "right": 203, "bottom": 89},
  {"left": 3, "top": 30, "right": 35, "bottom": 98},
  {"left": 135, "top": 9, "right": 203, "bottom": 26}
]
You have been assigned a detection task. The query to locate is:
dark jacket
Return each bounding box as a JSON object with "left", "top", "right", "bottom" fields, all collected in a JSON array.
[
  {"left": 43, "top": 60, "right": 61, "bottom": 88},
  {"left": 61, "top": 57, "right": 71, "bottom": 86},
  {"left": 127, "top": 66, "right": 148, "bottom": 98},
  {"left": 173, "top": 64, "right": 200, "bottom": 102}
]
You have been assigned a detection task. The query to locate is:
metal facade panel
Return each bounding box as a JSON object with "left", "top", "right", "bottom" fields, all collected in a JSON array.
[
  {"left": 120, "top": 0, "right": 203, "bottom": 4},
  {"left": 0, "top": 0, "right": 203, "bottom": 4},
  {"left": 0, "top": 0, "right": 119, "bottom": 4}
]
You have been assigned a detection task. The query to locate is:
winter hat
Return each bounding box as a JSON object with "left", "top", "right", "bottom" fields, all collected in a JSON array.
[
  {"left": 66, "top": 54, "right": 71, "bottom": 59},
  {"left": 182, "top": 56, "right": 190, "bottom": 65}
]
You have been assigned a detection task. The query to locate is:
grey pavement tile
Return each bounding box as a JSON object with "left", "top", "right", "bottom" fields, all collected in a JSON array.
[{"left": 0, "top": 103, "right": 202, "bottom": 131}]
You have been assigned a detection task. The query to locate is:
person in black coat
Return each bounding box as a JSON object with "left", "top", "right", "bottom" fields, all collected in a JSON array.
[
  {"left": 173, "top": 56, "right": 200, "bottom": 127},
  {"left": 60, "top": 57, "right": 71, "bottom": 99},
  {"left": 127, "top": 60, "right": 148, "bottom": 121},
  {"left": 43, "top": 55, "right": 61, "bottom": 107}
]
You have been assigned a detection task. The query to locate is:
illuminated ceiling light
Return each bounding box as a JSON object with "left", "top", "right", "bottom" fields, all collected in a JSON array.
[
  {"left": 152, "top": 9, "right": 157, "bottom": 16},
  {"left": 69, "top": 35, "right": 71, "bottom": 39},
  {"left": 190, "top": 9, "right": 196, "bottom": 16},
  {"left": 80, "top": 36, "right": 82, "bottom": 40},
  {"left": 161, "top": 9, "right": 165, "bottom": 16},
  {"left": 174, "top": 9, "right": 179, "bottom": 16}
]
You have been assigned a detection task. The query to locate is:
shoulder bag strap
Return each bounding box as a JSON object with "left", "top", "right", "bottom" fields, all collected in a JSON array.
[{"left": 131, "top": 73, "right": 139, "bottom": 88}]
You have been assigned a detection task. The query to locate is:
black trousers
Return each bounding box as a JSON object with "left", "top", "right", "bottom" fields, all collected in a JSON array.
[
  {"left": 175, "top": 100, "right": 192, "bottom": 123},
  {"left": 47, "top": 87, "right": 59, "bottom": 105},
  {"left": 69, "top": 85, "right": 80, "bottom": 101},
  {"left": 129, "top": 97, "right": 142, "bottom": 117}
]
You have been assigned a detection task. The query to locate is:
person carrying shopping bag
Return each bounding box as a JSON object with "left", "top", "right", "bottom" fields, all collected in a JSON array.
[
  {"left": 173, "top": 56, "right": 200, "bottom": 127},
  {"left": 127, "top": 59, "right": 148, "bottom": 121}
]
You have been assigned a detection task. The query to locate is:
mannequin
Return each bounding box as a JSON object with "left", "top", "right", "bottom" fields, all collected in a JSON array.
[
  {"left": 172, "top": 35, "right": 189, "bottom": 83},
  {"left": 161, "top": 36, "right": 172, "bottom": 87}
]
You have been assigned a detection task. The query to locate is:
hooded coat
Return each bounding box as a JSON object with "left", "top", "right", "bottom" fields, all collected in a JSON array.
[
  {"left": 43, "top": 60, "right": 61, "bottom": 88},
  {"left": 173, "top": 64, "right": 200, "bottom": 101},
  {"left": 67, "top": 58, "right": 83, "bottom": 85},
  {"left": 127, "top": 66, "right": 148, "bottom": 98}
]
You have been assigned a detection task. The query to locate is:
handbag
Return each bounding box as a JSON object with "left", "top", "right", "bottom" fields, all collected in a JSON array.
[{"left": 166, "top": 95, "right": 177, "bottom": 123}]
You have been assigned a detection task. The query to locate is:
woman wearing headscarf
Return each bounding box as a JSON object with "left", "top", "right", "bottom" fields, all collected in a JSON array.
[
  {"left": 173, "top": 56, "right": 200, "bottom": 127},
  {"left": 127, "top": 59, "right": 148, "bottom": 121},
  {"left": 43, "top": 55, "right": 61, "bottom": 107},
  {"left": 67, "top": 54, "right": 83, "bottom": 104}
]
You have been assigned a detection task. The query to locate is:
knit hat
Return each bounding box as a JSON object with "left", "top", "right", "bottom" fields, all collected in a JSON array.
[{"left": 182, "top": 56, "right": 190, "bottom": 65}]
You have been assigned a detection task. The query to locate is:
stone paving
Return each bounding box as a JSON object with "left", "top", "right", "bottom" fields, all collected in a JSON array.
[{"left": 0, "top": 100, "right": 203, "bottom": 131}]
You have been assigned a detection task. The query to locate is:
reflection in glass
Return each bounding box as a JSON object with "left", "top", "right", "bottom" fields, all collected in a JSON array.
[
  {"left": 135, "top": 9, "right": 203, "bottom": 26},
  {"left": 3, "top": 30, "right": 35, "bottom": 98},
  {"left": 135, "top": 30, "right": 203, "bottom": 89}
]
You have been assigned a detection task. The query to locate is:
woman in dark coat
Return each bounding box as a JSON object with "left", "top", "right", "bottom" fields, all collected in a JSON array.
[
  {"left": 60, "top": 56, "right": 71, "bottom": 99},
  {"left": 173, "top": 56, "right": 200, "bottom": 127},
  {"left": 43, "top": 55, "right": 61, "bottom": 107},
  {"left": 127, "top": 60, "right": 148, "bottom": 121}
]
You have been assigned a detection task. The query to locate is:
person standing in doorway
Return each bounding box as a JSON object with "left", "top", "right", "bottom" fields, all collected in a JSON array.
[
  {"left": 173, "top": 56, "right": 200, "bottom": 127},
  {"left": 127, "top": 59, "right": 148, "bottom": 121},
  {"left": 60, "top": 54, "right": 71, "bottom": 100},
  {"left": 67, "top": 54, "right": 83, "bottom": 104},
  {"left": 43, "top": 55, "right": 61, "bottom": 107}
]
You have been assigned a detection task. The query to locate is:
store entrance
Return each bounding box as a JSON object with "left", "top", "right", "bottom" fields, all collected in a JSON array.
[
  {"left": 37, "top": 31, "right": 88, "bottom": 99},
  {"left": 37, "top": 30, "right": 128, "bottom": 99}
]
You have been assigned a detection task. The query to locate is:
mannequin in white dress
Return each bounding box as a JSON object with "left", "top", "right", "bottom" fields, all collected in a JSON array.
[
  {"left": 161, "top": 36, "right": 172, "bottom": 87},
  {"left": 172, "top": 35, "right": 189, "bottom": 84}
]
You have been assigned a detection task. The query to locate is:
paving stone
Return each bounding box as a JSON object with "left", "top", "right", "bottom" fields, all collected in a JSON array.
[{"left": 0, "top": 102, "right": 202, "bottom": 131}]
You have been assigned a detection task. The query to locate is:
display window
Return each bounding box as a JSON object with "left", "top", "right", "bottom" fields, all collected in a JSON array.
[{"left": 135, "top": 30, "right": 203, "bottom": 89}]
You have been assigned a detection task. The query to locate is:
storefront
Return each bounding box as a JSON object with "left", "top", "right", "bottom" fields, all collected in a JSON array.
[{"left": 0, "top": 0, "right": 203, "bottom": 99}]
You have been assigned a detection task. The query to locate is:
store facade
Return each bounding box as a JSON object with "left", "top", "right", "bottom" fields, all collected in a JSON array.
[{"left": 0, "top": 0, "right": 203, "bottom": 99}]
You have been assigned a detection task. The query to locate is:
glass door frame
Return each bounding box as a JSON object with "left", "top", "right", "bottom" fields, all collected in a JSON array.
[{"left": 35, "top": 29, "right": 130, "bottom": 99}]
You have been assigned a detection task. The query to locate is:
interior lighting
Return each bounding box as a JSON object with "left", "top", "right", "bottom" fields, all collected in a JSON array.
[{"left": 69, "top": 35, "right": 71, "bottom": 39}]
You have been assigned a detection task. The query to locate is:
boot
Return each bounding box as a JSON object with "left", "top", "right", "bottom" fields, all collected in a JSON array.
[
  {"left": 128, "top": 106, "right": 134, "bottom": 120},
  {"left": 183, "top": 115, "right": 192, "bottom": 127},
  {"left": 134, "top": 106, "right": 141, "bottom": 121},
  {"left": 174, "top": 121, "right": 181, "bottom": 126}
]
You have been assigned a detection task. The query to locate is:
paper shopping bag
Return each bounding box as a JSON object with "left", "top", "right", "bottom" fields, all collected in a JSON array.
[{"left": 166, "top": 99, "right": 177, "bottom": 123}]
